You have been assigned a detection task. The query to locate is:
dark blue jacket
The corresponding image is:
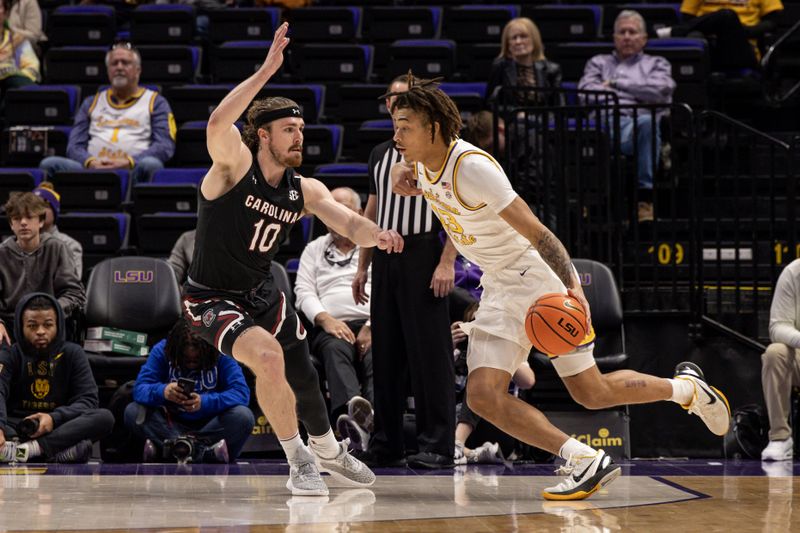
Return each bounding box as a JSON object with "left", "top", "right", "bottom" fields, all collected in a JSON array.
[{"left": 132, "top": 340, "right": 250, "bottom": 422}]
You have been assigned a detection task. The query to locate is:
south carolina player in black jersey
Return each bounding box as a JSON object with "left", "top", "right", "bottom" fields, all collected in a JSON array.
[{"left": 183, "top": 24, "right": 403, "bottom": 496}]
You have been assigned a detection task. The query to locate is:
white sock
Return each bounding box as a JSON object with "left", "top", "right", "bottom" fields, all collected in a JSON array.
[
  {"left": 558, "top": 438, "right": 596, "bottom": 462},
  {"left": 669, "top": 378, "right": 695, "bottom": 405},
  {"left": 279, "top": 432, "right": 305, "bottom": 462},
  {"left": 18, "top": 440, "right": 42, "bottom": 461},
  {"left": 656, "top": 27, "right": 672, "bottom": 38},
  {"left": 308, "top": 429, "right": 340, "bottom": 459},
  {"left": 18, "top": 440, "right": 42, "bottom": 458}
]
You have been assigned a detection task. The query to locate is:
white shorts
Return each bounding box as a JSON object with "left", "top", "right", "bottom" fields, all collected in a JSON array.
[{"left": 460, "top": 248, "right": 597, "bottom": 377}]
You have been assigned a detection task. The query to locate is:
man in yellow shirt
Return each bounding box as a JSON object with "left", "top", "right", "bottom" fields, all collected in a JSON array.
[{"left": 657, "top": 0, "right": 784, "bottom": 70}]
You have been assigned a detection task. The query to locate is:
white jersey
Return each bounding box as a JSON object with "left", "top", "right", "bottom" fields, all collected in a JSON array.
[
  {"left": 415, "top": 139, "right": 597, "bottom": 377},
  {"left": 414, "top": 139, "right": 531, "bottom": 272},
  {"left": 87, "top": 88, "right": 157, "bottom": 160}
]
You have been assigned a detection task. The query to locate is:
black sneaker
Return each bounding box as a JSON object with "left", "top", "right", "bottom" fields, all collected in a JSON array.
[
  {"left": 54, "top": 439, "right": 92, "bottom": 463},
  {"left": 351, "top": 449, "right": 407, "bottom": 468},
  {"left": 407, "top": 451, "right": 454, "bottom": 469}
]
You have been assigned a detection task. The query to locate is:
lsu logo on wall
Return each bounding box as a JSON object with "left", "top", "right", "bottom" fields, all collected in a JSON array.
[
  {"left": 114, "top": 270, "right": 154, "bottom": 283},
  {"left": 31, "top": 379, "right": 50, "bottom": 399}
]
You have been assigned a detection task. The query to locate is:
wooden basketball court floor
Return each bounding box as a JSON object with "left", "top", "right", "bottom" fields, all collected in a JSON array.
[{"left": 0, "top": 459, "right": 797, "bottom": 532}]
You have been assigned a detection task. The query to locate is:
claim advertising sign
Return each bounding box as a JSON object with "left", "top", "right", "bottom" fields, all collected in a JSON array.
[{"left": 549, "top": 410, "right": 631, "bottom": 460}]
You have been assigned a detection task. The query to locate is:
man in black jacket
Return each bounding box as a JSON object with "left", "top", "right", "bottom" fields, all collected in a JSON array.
[{"left": 0, "top": 293, "right": 114, "bottom": 463}]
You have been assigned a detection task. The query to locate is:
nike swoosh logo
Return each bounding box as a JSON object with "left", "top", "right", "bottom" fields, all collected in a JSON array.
[
  {"left": 572, "top": 460, "right": 595, "bottom": 481},
  {"left": 564, "top": 300, "right": 582, "bottom": 312},
  {"left": 520, "top": 268, "right": 530, "bottom": 276},
  {"left": 701, "top": 386, "right": 717, "bottom": 405}
]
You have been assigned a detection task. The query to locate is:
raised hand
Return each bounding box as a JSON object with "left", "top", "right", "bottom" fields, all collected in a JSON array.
[{"left": 262, "top": 22, "right": 290, "bottom": 77}]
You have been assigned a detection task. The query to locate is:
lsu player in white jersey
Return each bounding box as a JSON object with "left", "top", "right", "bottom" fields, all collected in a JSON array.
[{"left": 388, "top": 75, "right": 731, "bottom": 501}]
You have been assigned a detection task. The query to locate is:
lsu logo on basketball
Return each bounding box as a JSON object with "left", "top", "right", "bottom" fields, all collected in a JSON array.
[
  {"left": 114, "top": 270, "right": 154, "bottom": 283},
  {"left": 557, "top": 317, "right": 580, "bottom": 338}
]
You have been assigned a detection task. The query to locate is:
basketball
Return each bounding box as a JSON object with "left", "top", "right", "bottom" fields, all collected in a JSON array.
[{"left": 525, "top": 293, "right": 587, "bottom": 355}]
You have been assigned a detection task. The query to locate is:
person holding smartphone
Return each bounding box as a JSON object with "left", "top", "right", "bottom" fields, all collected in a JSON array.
[{"left": 124, "top": 319, "right": 255, "bottom": 463}]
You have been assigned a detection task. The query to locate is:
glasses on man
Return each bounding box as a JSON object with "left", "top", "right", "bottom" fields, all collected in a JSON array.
[{"left": 324, "top": 242, "right": 357, "bottom": 267}]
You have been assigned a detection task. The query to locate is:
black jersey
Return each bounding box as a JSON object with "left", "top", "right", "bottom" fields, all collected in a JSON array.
[{"left": 188, "top": 164, "right": 304, "bottom": 291}]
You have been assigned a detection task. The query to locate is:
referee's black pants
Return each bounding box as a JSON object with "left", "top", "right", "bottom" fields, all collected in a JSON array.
[{"left": 369, "top": 232, "right": 455, "bottom": 459}]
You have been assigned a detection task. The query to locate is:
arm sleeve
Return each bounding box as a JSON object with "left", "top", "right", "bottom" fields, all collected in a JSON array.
[
  {"left": 196, "top": 356, "right": 250, "bottom": 418},
  {"left": 614, "top": 57, "right": 676, "bottom": 103},
  {"left": 132, "top": 340, "right": 169, "bottom": 407},
  {"left": 15, "top": 40, "right": 39, "bottom": 82},
  {"left": 294, "top": 238, "right": 326, "bottom": 323},
  {"left": 133, "top": 95, "right": 176, "bottom": 164},
  {"left": 54, "top": 243, "right": 86, "bottom": 317},
  {"left": 66, "top": 97, "right": 94, "bottom": 164},
  {"left": 578, "top": 56, "right": 608, "bottom": 93},
  {"left": 769, "top": 265, "right": 800, "bottom": 348},
  {"left": 485, "top": 60, "right": 505, "bottom": 107},
  {"left": 10, "top": 0, "right": 44, "bottom": 43},
  {"left": 49, "top": 347, "right": 99, "bottom": 427},
  {"left": 167, "top": 231, "right": 191, "bottom": 284},
  {"left": 67, "top": 239, "right": 83, "bottom": 278},
  {"left": 454, "top": 154, "right": 518, "bottom": 214},
  {"left": 0, "top": 349, "right": 17, "bottom": 432}
]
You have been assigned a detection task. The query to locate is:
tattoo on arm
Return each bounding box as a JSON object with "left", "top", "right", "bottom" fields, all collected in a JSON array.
[
  {"left": 624, "top": 379, "right": 647, "bottom": 389},
  {"left": 536, "top": 230, "right": 575, "bottom": 289}
]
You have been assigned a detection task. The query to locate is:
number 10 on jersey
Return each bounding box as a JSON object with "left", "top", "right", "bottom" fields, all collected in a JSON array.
[{"left": 249, "top": 219, "right": 281, "bottom": 253}]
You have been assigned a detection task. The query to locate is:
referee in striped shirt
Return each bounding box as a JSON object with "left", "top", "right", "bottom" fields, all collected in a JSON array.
[{"left": 352, "top": 75, "right": 457, "bottom": 469}]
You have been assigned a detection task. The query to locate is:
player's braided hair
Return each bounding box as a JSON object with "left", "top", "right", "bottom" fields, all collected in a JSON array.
[
  {"left": 386, "top": 71, "right": 462, "bottom": 144},
  {"left": 165, "top": 319, "right": 220, "bottom": 371},
  {"left": 242, "top": 96, "right": 300, "bottom": 154}
]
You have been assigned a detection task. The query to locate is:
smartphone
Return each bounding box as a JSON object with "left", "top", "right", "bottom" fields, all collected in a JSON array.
[{"left": 177, "top": 377, "right": 195, "bottom": 396}]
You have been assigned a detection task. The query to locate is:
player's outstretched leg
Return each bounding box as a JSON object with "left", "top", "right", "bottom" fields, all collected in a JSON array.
[{"left": 673, "top": 361, "right": 731, "bottom": 436}]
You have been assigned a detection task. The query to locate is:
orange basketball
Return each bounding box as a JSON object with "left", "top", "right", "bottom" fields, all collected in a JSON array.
[{"left": 525, "top": 293, "right": 587, "bottom": 356}]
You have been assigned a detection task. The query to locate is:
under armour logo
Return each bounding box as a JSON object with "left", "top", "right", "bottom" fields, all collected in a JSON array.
[
  {"left": 292, "top": 108, "right": 301, "bottom": 115},
  {"left": 289, "top": 190, "right": 299, "bottom": 201}
]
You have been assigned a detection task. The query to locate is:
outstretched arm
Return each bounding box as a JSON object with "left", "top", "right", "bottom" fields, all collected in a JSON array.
[
  {"left": 205, "top": 23, "right": 290, "bottom": 173},
  {"left": 302, "top": 178, "right": 404, "bottom": 253}
]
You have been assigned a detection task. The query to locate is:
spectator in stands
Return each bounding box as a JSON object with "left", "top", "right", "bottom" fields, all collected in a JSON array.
[
  {"left": 124, "top": 319, "right": 254, "bottom": 463},
  {"left": 33, "top": 182, "right": 83, "bottom": 278},
  {"left": 0, "top": 0, "right": 38, "bottom": 115},
  {"left": 0, "top": 293, "right": 114, "bottom": 463},
  {"left": 579, "top": 10, "right": 676, "bottom": 223},
  {"left": 0, "top": 192, "right": 84, "bottom": 344},
  {"left": 167, "top": 229, "right": 196, "bottom": 286},
  {"left": 39, "top": 41, "right": 176, "bottom": 184},
  {"left": 760, "top": 258, "right": 800, "bottom": 461},
  {"left": 486, "top": 17, "right": 563, "bottom": 109},
  {"left": 451, "top": 301, "right": 535, "bottom": 464},
  {"left": 465, "top": 110, "right": 506, "bottom": 156},
  {"left": 354, "top": 74, "right": 457, "bottom": 469},
  {"left": 657, "top": 0, "right": 783, "bottom": 71},
  {"left": 7, "top": 0, "right": 46, "bottom": 48},
  {"left": 294, "top": 187, "right": 374, "bottom": 437}
]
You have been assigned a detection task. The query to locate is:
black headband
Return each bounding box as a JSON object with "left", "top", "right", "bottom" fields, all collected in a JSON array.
[{"left": 254, "top": 106, "right": 303, "bottom": 127}]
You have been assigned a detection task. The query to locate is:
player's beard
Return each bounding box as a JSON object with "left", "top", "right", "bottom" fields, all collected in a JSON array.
[{"left": 269, "top": 143, "right": 303, "bottom": 168}]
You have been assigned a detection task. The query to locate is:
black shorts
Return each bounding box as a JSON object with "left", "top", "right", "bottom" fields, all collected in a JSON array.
[{"left": 183, "top": 281, "right": 306, "bottom": 355}]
